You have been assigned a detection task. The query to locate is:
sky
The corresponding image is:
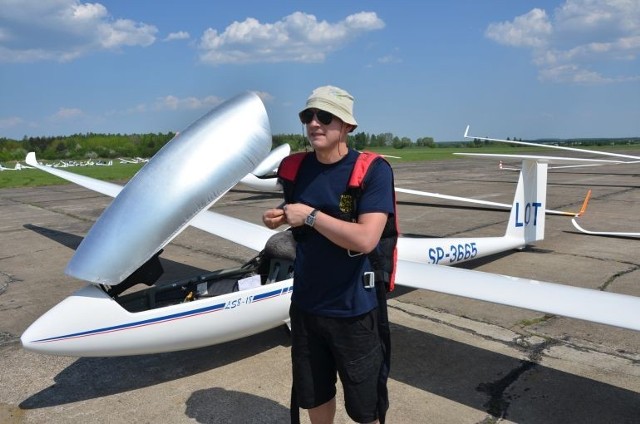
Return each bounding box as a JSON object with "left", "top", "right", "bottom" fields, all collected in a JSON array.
[{"left": 1, "top": 0, "right": 639, "bottom": 142}]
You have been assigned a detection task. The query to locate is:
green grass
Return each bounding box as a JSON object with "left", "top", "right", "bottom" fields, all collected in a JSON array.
[{"left": 0, "top": 162, "right": 144, "bottom": 189}]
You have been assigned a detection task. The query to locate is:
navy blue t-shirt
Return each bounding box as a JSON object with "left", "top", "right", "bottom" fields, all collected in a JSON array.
[{"left": 289, "top": 149, "right": 395, "bottom": 317}]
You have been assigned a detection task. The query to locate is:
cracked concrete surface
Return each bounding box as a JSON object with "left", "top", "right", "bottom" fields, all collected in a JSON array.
[{"left": 1, "top": 156, "right": 639, "bottom": 423}]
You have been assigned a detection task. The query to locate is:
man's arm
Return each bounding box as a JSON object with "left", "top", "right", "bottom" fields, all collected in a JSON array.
[{"left": 282, "top": 203, "right": 387, "bottom": 253}]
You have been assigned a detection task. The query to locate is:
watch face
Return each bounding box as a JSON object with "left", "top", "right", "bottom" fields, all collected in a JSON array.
[
  {"left": 305, "top": 210, "right": 317, "bottom": 227},
  {"left": 305, "top": 214, "right": 314, "bottom": 226}
]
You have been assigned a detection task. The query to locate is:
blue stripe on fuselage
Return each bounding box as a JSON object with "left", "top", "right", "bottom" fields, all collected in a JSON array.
[{"left": 34, "top": 284, "right": 294, "bottom": 343}]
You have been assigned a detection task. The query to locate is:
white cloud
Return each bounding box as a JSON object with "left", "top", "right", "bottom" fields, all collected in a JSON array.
[
  {"left": 253, "top": 91, "right": 274, "bottom": 103},
  {"left": 110, "top": 93, "right": 252, "bottom": 117},
  {"left": 157, "top": 92, "right": 275, "bottom": 110},
  {"left": 164, "top": 31, "right": 190, "bottom": 42},
  {"left": 154, "top": 95, "right": 224, "bottom": 111},
  {"left": 0, "top": 116, "right": 23, "bottom": 128},
  {"left": 485, "top": 0, "right": 640, "bottom": 84},
  {"left": 0, "top": 0, "right": 157, "bottom": 62},
  {"left": 539, "top": 64, "right": 613, "bottom": 83},
  {"left": 377, "top": 54, "right": 402, "bottom": 64},
  {"left": 98, "top": 19, "right": 156, "bottom": 49},
  {"left": 555, "top": 0, "right": 640, "bottom": 34},
  {"left": 50, "top": 107, "right": 83, "bottom": 121},
  {"left": 197, "top": 11, "right": 384, "bottom": 64},
  {"left": 72, "top": 2, "right": 108, "bottom": 21},
  {"left": 123, "top": 104, "right": 148, "bottom": 115},
  {"left": 485, "top": 8, "right": 552, "bottom": 48}
]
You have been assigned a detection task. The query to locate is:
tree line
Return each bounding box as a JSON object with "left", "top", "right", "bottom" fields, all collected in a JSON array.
[
  {"left": 0, "top": 133, "right": 176, "bottom": 162},
  {"left": 0, "top": 132, "right": 436, "bottom": 162},
  {"left": 273, "top": 132, "right": 436, "bottom": 151},
  {"left": 0, "top": 132, "right": 637, "bottom": 162}
]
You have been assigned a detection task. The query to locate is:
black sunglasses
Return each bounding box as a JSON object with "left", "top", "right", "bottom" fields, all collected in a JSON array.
[{"left": 299, "top": 109, "right": 334, "bottom": 125}]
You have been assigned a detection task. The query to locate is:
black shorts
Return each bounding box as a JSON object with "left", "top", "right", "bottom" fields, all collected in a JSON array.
[{"left": 289, "top": 303, "right": 384, "bottom": 423}]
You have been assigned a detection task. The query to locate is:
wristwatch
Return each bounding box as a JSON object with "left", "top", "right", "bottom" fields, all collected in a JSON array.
[{"left": 305, "top": 209, "right": 319, "bottom": 227}]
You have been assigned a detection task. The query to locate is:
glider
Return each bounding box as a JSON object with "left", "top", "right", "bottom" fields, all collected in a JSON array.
[
  {"left": 0, "top": 162, "right": 33, "bottom": 171},
  {"left": 464, "top": 126, "right": 640, "bottom": 238},
  {"left": 570, "top": 189, "right": 640, "bottom": 238},
  {"left": 238, "top": 143, "right": 291, "bottom": 191},
  {"left": 571, "top": 218, "right": 640, "bottom": 238},
  {"left": 463, "top": 125, "right": 640, "bottom": 162},
  {"left": 0, "top": 163, "right": 17, "bottom": 171},
  {"left": 19, "top": 92, "right": 640, "bottom": 357},
  {"left": 118, "top": 158, "right": 141, "bottom": 164}
]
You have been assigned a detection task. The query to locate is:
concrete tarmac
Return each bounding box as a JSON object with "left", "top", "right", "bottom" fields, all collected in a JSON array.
[{"left": 1, "top": 153, "right": 639, "bottom": 423}]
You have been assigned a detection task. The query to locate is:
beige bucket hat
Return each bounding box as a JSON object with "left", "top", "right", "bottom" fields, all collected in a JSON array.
[{"left": 300, "top": 85, "right": 358, "bottom": 132}]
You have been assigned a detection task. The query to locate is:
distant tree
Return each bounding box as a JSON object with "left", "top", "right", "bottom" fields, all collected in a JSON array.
[
  {"left": 392, "top": 136, "right": 412, "bottom": 149},
  {"left": 377, "top": 133, "right": 394, "bottom": 147},
  {"left": 272, "top": 133, "right": 307, "bottom": 151},
  {"left": 416, "top": 136, "right": 435, "bottom": 147},
  {"left": 0, "top": 138, "right": 26, "bottom": 161},
  {"left": 472, "top": 138, "right": 483, "bottom": 148},
  {"left": 26, "top": 136, "right": 51, "bottom": 154},
  {"left": 353, "top": 132, "right": 367, "bottom": 150}
]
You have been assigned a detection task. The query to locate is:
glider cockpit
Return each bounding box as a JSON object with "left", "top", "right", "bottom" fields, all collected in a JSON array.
[{"left": 111, "top": 231, "right": 295, "bottom": 314}]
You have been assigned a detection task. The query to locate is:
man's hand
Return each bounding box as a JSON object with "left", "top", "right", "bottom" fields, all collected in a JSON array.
[
  {"left": 282, "top": 203, "right": 315, "bottom": 227},
  {"left": 262, "top": 208, "right": 286, "bottom": 229}
]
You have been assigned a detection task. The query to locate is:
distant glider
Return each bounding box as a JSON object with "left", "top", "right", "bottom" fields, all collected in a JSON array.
[
  {"left": 464, "top": 125, "right": 640, "bottom": 162},
  {"left": 570, "top": 190, "right": 640, "bottom": 238},
  {"left": 0, "top": 162, "right": 33, "bottom": 171},
  {"left": 0, "top": 163, "right": 16, "bottom": 171},
  {"left": 464, "top": 125, "right": 640, "bottom": 237}
]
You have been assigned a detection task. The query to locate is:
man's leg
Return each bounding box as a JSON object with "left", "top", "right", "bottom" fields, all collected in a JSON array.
[
  {"left": 290, "top": 304, "right": 337, "bottom": 421},
  {"left": 308, "top": 397, "right": 336, "bottom": 424}
]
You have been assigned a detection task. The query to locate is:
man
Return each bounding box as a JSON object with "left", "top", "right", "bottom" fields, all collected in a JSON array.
[{"left": 262, "top": 85, "right": 395, "bottom": 423}]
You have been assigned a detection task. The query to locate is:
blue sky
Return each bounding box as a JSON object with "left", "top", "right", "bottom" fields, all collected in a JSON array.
[{"left": 1, "top": 0, "right": 639, "bottom": 142}]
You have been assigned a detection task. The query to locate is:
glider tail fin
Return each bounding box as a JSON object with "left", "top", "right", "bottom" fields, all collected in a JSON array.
[{"left": 505, "top": 159, "right": 548, "bottom": 244}]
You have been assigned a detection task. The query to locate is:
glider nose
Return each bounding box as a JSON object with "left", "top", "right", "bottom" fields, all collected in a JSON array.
[
  {"left": 20, "top": 285, "right": 121, "bottom": 356},
  {"left": 20, "top": 323, "right": 44, "bottom": 354},
  {"left": 20, "top": 309, "right": 66, "bottom": 355}
]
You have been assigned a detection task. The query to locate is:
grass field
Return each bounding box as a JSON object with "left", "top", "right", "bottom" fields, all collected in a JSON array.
[
  {"left": 1, "top": 144, "right": 638, "bottom": 189},
  {"left": 0, "top": 162, "right": 145, "bottom": 189}
]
